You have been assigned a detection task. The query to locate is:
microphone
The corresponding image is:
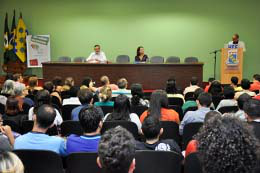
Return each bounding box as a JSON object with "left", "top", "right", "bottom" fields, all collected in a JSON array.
[{"left": 210, "top": 49, "right": 221, "bottom": 54}]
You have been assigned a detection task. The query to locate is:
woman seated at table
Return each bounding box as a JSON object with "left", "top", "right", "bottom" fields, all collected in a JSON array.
[{"left": 135, "top": 46, "right": 149, "bottom": 63}]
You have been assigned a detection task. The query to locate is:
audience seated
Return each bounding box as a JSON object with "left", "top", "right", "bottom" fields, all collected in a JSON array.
[
  {"left": 230, "top": 76, "right": 243, "bottom": 92},
  {"left": 14, "top": 104, "right": 67, "bottom": 156},
  {"left": 62, "top": 77, "right": 75, "bottom": 91},
  {"left": 136, "top": 116, "right": 181, "bottom": 154},
  {"left": 166, "top": 77, "right": 185, "bottom": 103},
  {"left": 1, "top": 80, "right": 14, "bottom": 100},
  {"left": 182, "top": 88, "right": 203, "bottom": 113},
  {"left": 28, "top": 90, "right": 63, "bottom": 126},
  {"left": 235, "top": 93, "right": 252, "bottom": 120},
  {"left": 0, "top": 114, "right": 15, "bottom": 151},
  {"left": 99, "top": 76, "right": 118, "bottom": 91},
  {"left": 235, "top": 79, "right": 256, "bottom": 99},
  {"left": 250, "top": 74, "right": 260, "bottom": 91},
  {"left": 14, "top": 84, "right": 34, "bottom": 111},
  {"left": 27, "top": 76, "right": 42, "bottom": 95},
  {"left": 183, "top": 77, "right": 200, "bottom": 96},
  {"left": 0, "top": 151, "right": 24, "bottom": 173},
  {"left": 71, "top": 88, "right": 103, "bottom": 121},
  {"left": 204, "top": 77, "right": 215, "bottom": 92},
  {"left": 216, "top": 86, "right": 237, "bottom": 110},
  {"left": 13, "top": 73, "right": 25, "bottom": 88},
  {"left": 43, "top": 81, "right": 62, "bottom": 103},
  {"left": 103, "top": 94, "right": 141, "bottom": 132},
  {"left": 140, "top": 90, "right": 180, "bottom": 124},
  {"left": 195, "top": 115, "right": 259, "bottom": 172},
  {"left": 130, "top": 83, "right": 149, "bottom": 107},
  {"left": 112, "top": 78, "right": 131, "bottom": 98},
  {"left": 94, "top": 86, "right": 114, "bottom": 107},
  {"left": 52, "top": 76, "right": 63, "bottom": 93},
  {"left": 180, "top": 92, "right": 212, "bottom": 135},
  {"left": 255, "top": 92, "right": 260, "bottom": 100},
  {"left": 97, "top": 126, "right": 136, "bottom": 173},
  {"left": 67, "top": 106, "right": 103, "bottom": 154},
  {"left": 208, "top": 80, "right": 223, "bottom": 108},
  {"left": 62, "top": 86, "right": 81, "bottom": 106},
  {"left": 81, "top": 76, "right": 98, "bottom": 93},
  {"left": 244, "top": 99, "right": 260, "bottom": 141}
]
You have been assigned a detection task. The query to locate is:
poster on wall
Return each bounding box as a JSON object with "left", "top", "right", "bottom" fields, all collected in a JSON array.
[{"left": 26, "top": 35, "right": 51, "bottom": 68}]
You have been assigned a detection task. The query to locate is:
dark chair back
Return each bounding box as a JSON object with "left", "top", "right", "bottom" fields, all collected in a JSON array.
[
  {"left": 182, "top": 122, "right": 203, "bottom": 149},
  {"left": 166, "top": 56, "right": 181, "bottom": 63},
  {"left": 134, "top": 150, "right": 183, "bottom": 173},
  {"left": 14, "top": 149, "right": 64, "bottom": 173},
  {"left": 160, "top": 121, "right": 180, "bottom": 145},
  {"left": 60, "top": 120, "right": 83, "bottom": 137},
  {"left": 150, "top": 56, "right": 164, "bottom": 63},
  {"left": 183, "top": 106, "right": 198, "bottom": 116},
  {"left": 130, "top": 105, "right": 148, "bottom": 117},
  {"left": 61, "top": 91, "right": 71, "bottom": 100},
  {"left": 212, "top": 95, "right": 223, "bottom": 108},
  {"left": 73, "top": 57, "right": 85, "bottom": 62},
  {"left": 66, "top": 152, "right": 102, "bottom": 173},
  {"left": 101, "top": 121, "right": 139, "bottom": 140},
  {"left": 168, "top": 97, "right": 184, "bottom": 107},
  {"left": 22, "top": 103, "right": 32, "bottom": 115},
  {"left": 184, "top": 152, "right": 203, "bottom": 173},
  {"left": 185, "top": 92, "right": 195, "bottom": 101},
  {"left": 61, "top": 105, "right": 80, "bottom": 121},
  {"left": 0, "top": 103, "right": 5, "bottom": 114},
  {"left": 218, "top": 106, "right": 239, "bottom": 114},
  {"left": 168, "top": 105, "right": 184, "bottom": 121},
  {"left": 58, "top": 56, "right": 71, "bottom": 62},
  {"left": 116, "top": 55, "right": 130, "bottom": 63},
  {"left": 21, "top": 120, "right": 58, "bottom": 136},
  {"left": 51, "top": 96, "right": 62, "bottom": 111},
  {"left": 184, "top": 57, "right": 199, "bottom": 63},
  {"left": 100, "top": 106, "right": 114, "bottom": 115},
  {"left": 3, "top": 120, "right": 20, "bottom": 133}
]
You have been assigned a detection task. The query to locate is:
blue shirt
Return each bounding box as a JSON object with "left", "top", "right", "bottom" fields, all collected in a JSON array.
[
  {"left": 66, "top": 134, "right": 101, "bottom": 154},
  {"left": 71, "top": 104, "right": 104, "bottom": 121},
  {"left": 179, "top": 107, "right": 211, "bottom": 135},
  {"left": 14, "top": 132, "right": 67, "bottom": 156},
  {"left": 94, "top": 101, "right": 114, "bottom": 107}
]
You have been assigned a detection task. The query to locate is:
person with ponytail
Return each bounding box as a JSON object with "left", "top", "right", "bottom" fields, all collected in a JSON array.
[
  {"left": 130, "top": 83, "right": 149, "bottom": 107},
  {"left": 94, "top": 86, "right": 114, "bottom": 107}
]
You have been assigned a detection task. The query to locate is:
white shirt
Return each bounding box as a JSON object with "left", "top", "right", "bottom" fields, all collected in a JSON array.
[
  {"left": 228, "top": 40, "right": 246, "bottom": 52},
  {"left": 183, "top": 85, "right": 200, "bottom": 95},
  {"left": 216, "top": 99, "right": 237, "bottom": 110},
  {"left": 86, "top": 51, "right": 107, "bottom": 62},
  {"left": 62, "top": 97, "right": 81, "bottom": 106}
]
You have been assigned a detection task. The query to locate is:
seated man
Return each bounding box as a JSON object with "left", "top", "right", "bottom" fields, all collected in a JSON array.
[
  {"left": 71, "top": 88, "right": 103, "bottom": 120},
  {"left": 250, "top": 74, "right": 260, "bottom": 91},
  {"left": 179, "top": 92, "right": 212, "bottom": 135},
  {"left": 135, "top": 116, "right": 181, "bottom": 154},
  {"left": 67, "top": 106, "right": 102, "bottom": 154},
  {"left": 86, "top": 45, "right": 107, "bottom": 63},
  {"left": 230, "top": 76, "right": 243, "bottom": 92},
  {"left": 99, "top": 76, "right": 118, "bottom": 91},
  {"left": 216, "top": 86, "right": 237, "bottom": 110},
  {"left": 14, "top": 104, "right": 67, "bottom": 156},
  {"left": 183, "top": 77, "right": 200, "bottom": 96},
  {"left": 235, "top": 93, "right": 252, "bottom": 121},
  {"left": 234, "top": 79, "right": 256, "bottom": 99},
  {"left": 112, "top": 78, "right": 132, "bottom": 98},
  {"left": 97, "top": 126, "right": 136, "bottom": 173},
  {"left": 244, "top": 99, "right": 260, "bottom": 141},
  {"left": 182, "top": 88, "right": 203, "bottom": 113}
]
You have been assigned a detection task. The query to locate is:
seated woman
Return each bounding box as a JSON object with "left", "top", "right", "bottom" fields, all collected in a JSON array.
[
  {"left": 0, "top": 151, "right": 24, "bottom": 173},
  {"left": 165, "top": 77, "right": 185, "bottom": 102},
  {"left": 43, "top": 81, "right": 62, "bottom": 104},
  {"left": 130, "top": 83, "right": 149, "bottom": 107},
  {"left": 27, "top": 76, "right": 43, "bottom": 96},
  {"left": 95, "top": 86, "right": 114, "bottom": 107},
  {"left": 0, "top": 80, "right": 15, "bottom": 105},
  {"left": 135, "top": 46, "right": 149, "bottom": 63},
  {"left": 208, "top": 80, "right": 224, "bottom": 108},
  {"left": 81, "top": 76, "right": 98, "bottom": 93},
  {"left": 140, "top": 90, "right": 180, "bottom": 124},
  {"left": 62, "top": 77, "right": 75, "bottom": 92},
  {"left": 103, "top": 94, "right": 141, "bottom": 132}
]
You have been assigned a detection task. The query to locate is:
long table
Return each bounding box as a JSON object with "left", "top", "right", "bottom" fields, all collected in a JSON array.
[{"left": 42, "top": 62, "right": 204, "bottom": 90}]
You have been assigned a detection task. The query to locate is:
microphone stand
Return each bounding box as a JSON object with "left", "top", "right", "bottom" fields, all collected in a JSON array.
[{"left": 210, "top": 49, "right": 221, "bottom": 79}]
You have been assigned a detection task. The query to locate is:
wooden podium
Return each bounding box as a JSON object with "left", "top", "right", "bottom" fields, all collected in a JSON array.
[{"left": 220, "top": 48, "right": 243, "bottom": 84}]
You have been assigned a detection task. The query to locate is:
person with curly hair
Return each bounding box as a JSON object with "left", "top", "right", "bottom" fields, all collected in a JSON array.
[
  {"left": 195, "top": 115, "right": 259, "bottom": 173},
  {"left": 97, "top": 126, "right": 136, "bottom": 173}
]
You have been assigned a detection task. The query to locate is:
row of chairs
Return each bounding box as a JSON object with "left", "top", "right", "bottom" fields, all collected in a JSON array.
[{"left": 58, "top": 56, "right": 199, "bottom": 64}]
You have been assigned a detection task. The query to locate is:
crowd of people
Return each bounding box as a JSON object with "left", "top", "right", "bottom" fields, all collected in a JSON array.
[{"left": 0, "top": 72, "right": 259, "bottom": 173}]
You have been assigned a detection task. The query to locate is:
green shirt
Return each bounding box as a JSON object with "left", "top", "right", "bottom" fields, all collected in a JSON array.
[
  {"left": 94, "top": 101, "right": 114, "bottom": 107},
  {"left": 182, "top": 101, "right": 197, "bottom": 113}
]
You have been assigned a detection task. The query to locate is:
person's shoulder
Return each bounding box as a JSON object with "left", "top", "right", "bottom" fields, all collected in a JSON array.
[
  {"left": 67, "top": 134, "right": 80, "bottom": 140},
  {"left": 49, "top": 135, "right": 65, "bottom": 143},
  {"left": 135, "top": 141, "right": 147, "bottom": 150}
]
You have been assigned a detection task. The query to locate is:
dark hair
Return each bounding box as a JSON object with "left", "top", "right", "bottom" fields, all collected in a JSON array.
[
  {"left": 223, "top": 86, "right": 235, "bottom": 99},
  {"left": 117, "top": 78, "right": 128, "bottom": 89},
  {"left": 234, "top": 33, "right": 240, "bottom": 39},
  {"left": 106, "top": 95, "right": 131, "bottom": 121},
  {"left": 195, "top": 115, "right": 258, "bottom": 173},
  {"left": 231, "top": 76, "right": 239, "bottom": 85},
  {"left": 166, "top": 77, "right": 178, "bottom": 94},
  {"left": 35, "top": 104, "right": 56, "bottom": 129},
  {"left": 194, "top": 88, "right": 204, "bottom": 100},
  {"left": 78, "top": 89, "right": 93, "bottom": 105},
  {"left": 253, "top": 74, "right": 260, "bottom": 82},
  {"left": 241, "top": 79, "right": 250, "bottom": 90},
  {"left": 52, "top": 76, "right": 63, "bottom": 87},
  {"left": 190, "top": 77, "right": 198, "bottom": 86},
  {"left": 142, "top": 116, "right": 161, "bottom": 140},
  {"left": 64, "top": 77, "right": 74, "bottom": 87},
  {"left": 197, "top": 92, "right": 212, "bottom": 107},
  {"left": 244, "top": 99, "right": 260, "bottom": 119},
  {"left": 237, "top": 93, "right": 252, "bottom": 110},
  {"left": 136, "top": 46, "right": 144, "bottom": 56},
  {"left": 94, "top": 45, "right": 100, "bottom": 48},
  {"left": 204, "top": 111, "right": 221, "bottom": 123},
  {"left": 208, "top": 81, "right": 222, "bottom": 96},
  {"left": 131, "top": 83, "right": 144, "bottom": 106},
  {"left": 33, "top": 90, "right": 51, "bottom": 114},
  {"left": 13, "top": 73, "right": 22, "bottom": 82},
  {"left": 5, "top": 73, "right": 14, "bottom": 81},
  {"left": 98, "top": 126, "right": 135, "bottom": 173},
  {"left": 5, "top": 96, "right": 19, "bottom": 115},
  {"left": 148, "top": 90, "right": 168, "bottom": 119},
  {"left": 79, "top": 106, "right": 102, "bottom": 133},
  {"left": 69, "top": 86, "right": 79, "bottom": 97},
  {"left": 43, "top": 81, "right": 54, "bottom": 94},
  {"left": 82, "top": 77, "right": 92, "bottom": 87},
  {"left": 208, "top": 77, "right": 215, "bottom": 83}
]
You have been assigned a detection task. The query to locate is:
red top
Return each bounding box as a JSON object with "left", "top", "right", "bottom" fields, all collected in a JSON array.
[
  {"left": 185, "top": 140, "right": 198, "bottom": 157},
  {"left": 204, "top": 85, "right": 210, "bottom": 92},
  {"left": 254, "top": 95, "right": 260, "bottom": 101},
  {"left": 250, "top": 81, "right": 260, "bottom": 91}
]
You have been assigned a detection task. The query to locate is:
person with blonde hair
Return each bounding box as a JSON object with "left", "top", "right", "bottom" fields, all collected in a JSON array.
[
  {"left": 0, "top": 151, "right": 24, "bottom": 173},
  {"left": 99, "top": 76, "right": 118, "bottom": 90},
  {"left": 27, "top": 76, "right": 42, "bottom": 95},
  {"left": 62, "top": 77, "right": 75, "bottom": 91},
  {"left": 95, "top": 86, "right": 114, "bottom": 107}
]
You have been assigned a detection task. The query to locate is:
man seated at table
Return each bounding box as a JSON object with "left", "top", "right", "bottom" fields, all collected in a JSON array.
[{"left": 86, "top": 45, "right": 107, "bottom": 63}]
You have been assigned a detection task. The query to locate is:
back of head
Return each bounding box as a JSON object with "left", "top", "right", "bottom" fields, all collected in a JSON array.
[
  {"left": 107, "top": 95, "right": 130, "bottom": 121},
  {"left": 52, "top": 76, "right": 63, "bottom": 87},
  {"left": 208, "top": 77, "right": 215, "bottom": 83},
  {"left": 237, "top": 93, "right": 251, "bottom": 110},
  {"left": 166, "top": 77, "right": 177, "bottom": 94},
  {"left": 241, "top": 78, "right": 250, "bottom": 90},
  {"left": 231, "top": 76, "right": 239, "bottom": 85},
  {"left": 34, "top": 90, "right": 51, "bottom": 111},
  {"left": 100, "top": 76, "right": 109, "bottom": 86},
  {"left": 194, "top": 88, "right": 204, "bottom": 100},
  {"left": 223, "top": 86, "right": 235, "bottom": 99},
  {"left": 13, "top": 73, "right": 22, "bottom": 82},
  {"left": 149, "top": 90, "right": 168, "bottom": 119},
  {"left": 195, "top": 115, "right": 258, "bottom": 173},
  {"left": 35, "top": 104, "right": 56, "bottom": 129},
  {"left": 197, "top": 92, "right": 212, "bottom": 107},
  {"left": 79, "top": 106, "right": 102, "bottom": 133},
  {"left": 14, "top": 84, "right": 26, "bottom": 97},
  {"left": 64, "top": 77, "right": 74, "bottom": 87},
  {"left": 28, "top": 76, "right": 38, "bottom": 88},
  {"left": 204, "top": 111, "right": 221, "bottom": 123},
  {"left": 5, "top": 73, "right": 14, "bottom": 81},
  {"left": 69, "top": 86, "right": 79, "bottom": 97},
  {"left": 142, "top": 116, "right": 161, "bottom": 140},
  {"left": 253, "top": 74, "right": 260, "bottom": 81},
  {"left": 0, "top": 151, "right": 24, "bottom": 173},
  {"left": 130, "top": 83, "right": 143, "bottom": 106},
  {"left": 99, "top": 86, "right": 112, "bottom": 102},
  {"left": 1, "top": 80, "right": 14, "bottom": 95},
  {"left": 43, "top": 81, "right": 54, "bottom": 94},
  {"left": 117, "top": 78, "right": 128, "bottom": 89},
  {"left": 81, "top": 77, "right": 92, "bottom": 87},
  {"left": 5, "top": 96, "right": 19, "bottom": 115},
  {"left": 77, "top": 88, "right": 93, "bottom": 105},
  {"left": 190, "top": 77, "right": 198, "bottom": 86},
  {"left": 208, "top": 80, "right": 222, "bottom": 96},
  {"left": 243, "top": 99, "right": 260, "bottom": 119},
  {"left": 98, "top": 126, "right": 135, "bottom": 173}
]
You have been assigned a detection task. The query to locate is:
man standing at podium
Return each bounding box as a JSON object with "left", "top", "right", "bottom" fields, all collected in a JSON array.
[
  {"left": 228, "top": 33, "right": 246, "bottom": 52},
  {"left": 86, "top": 45, "right": 107, "bottom": 63}
]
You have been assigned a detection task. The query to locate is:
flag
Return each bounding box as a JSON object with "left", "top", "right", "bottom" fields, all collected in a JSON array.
[
  {"left": 4, "top": 13, "right": 10, "bottom": 63},
  {"left": 14, "top": 13, "right": 27, "bottom": 62},
  {"left": 9, "top": 10, "right": 16, "bottom": 51}
]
